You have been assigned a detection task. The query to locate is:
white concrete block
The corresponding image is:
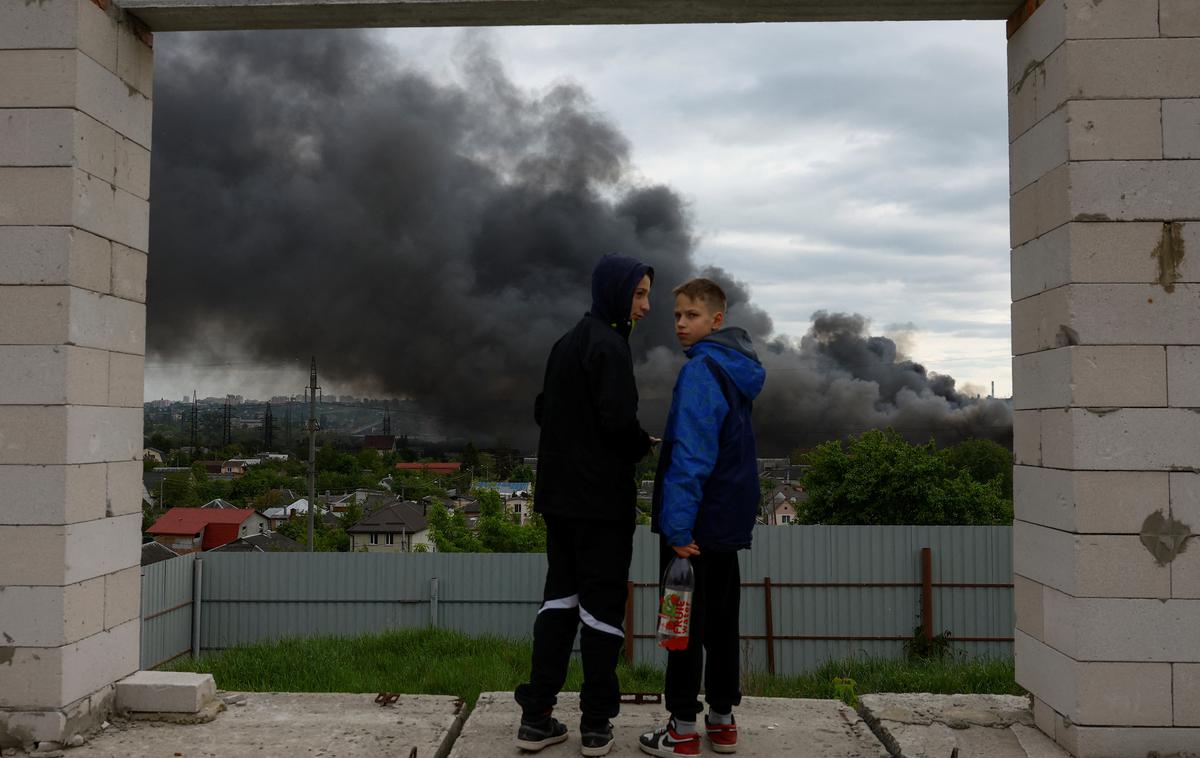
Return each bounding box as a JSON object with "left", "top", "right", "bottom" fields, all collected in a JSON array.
[
  {"left": 1175, "top": 665, "right": 1200, "bottom": 726},
  {"left": 0, "top": 513, "right": 139, "bottom": 585},
  {"left": 73, "top": 168, "right": 150, "bottom": 252},
  {"left": 1013, "top": 409, "right": 1042, "bottom": 465},
  {"left": 115, "top": 672, "right": 217, "bottom": 714},
  {"left": 1067, "top": 725, "right": 1200, "bottom": 757},
  {"left": 0, "top": 577, "right": 103, "bottom": 647},
  {"left": 0, "top": 0, "right": 82, "bottom": 50},
  {"left": 1009, "top": 108, "right": 1066, "bottom": 193},
  {"left": 1182, "top": 223, "right": 1200, "bottom": 283},
  {"left": 1012, "top": 346, "right": 1166, "bottom": 409},
  {"left": 1066, "top": 99, "right": 1163, "bottom": 161},
  {"left": 67, "top": 288, "right": 146, "bottom": 354},
  {"left": 103, "top": 566, "right": 140, "bottom": 630},
  {"left": 1163, "top": 98, "right": 1200, "bottom": 159},
  {"left": 1010, "top": 162, "right": 1070, "bottom": 248},
  {"left": 116, "top": 22, "right": 154, "bottom": 97},
  {"left": 1068, "top": 38, "right": 1200, "bottom": 100},
  {"left": 1015, "top": 520, "right": 1170, "bottom": 597},
  {"left": 1169, "top": 348, "right": 1200, "bottom": 407},
  {"left": 1064, "top": 0, "right": 1160, "bottom": 40},
  {"left": 1070, "top": 160, "right": 1200, "bottom": 221},
  {"left": 0, "top": 50, "right": 78, "bottom": 108},
  {"left": 0, "top": 227, "right": 112, "bottom": 292},
  {"left": 76, "top": 0, "right": 120, "bottom": 74},
  {"left": 0, "top": 463, "right": 107, "bottom": 525},
  {"left": 1161, "top": 0, "right": 1200, "bottom": 37},
  {"left": 1015, "top": 631, "right": 1075, "bottom": 722},
  {"left": 75, "top": 50, "right": 152, "bottom": 149},
  {"left": 1011, "top": 222, "right": 1165, "bottom": 301},
  {"left": 0, "top": 167, "right": 74, "bottom": 226},
  {"left": 0, "top": 345, "right": 108, "bottom": 406},
  {"left": 106, "top": 459, "right": 144, "bottom": 517},
  {"left": 110, "top": 244, "right": 147, "bottom": 303},
  {"left": 1007, "top": 0, "right": 1066, "bottom": 90},
  {"left": 1039, "top": 407, "right": 1200, "bottom": 471},
  {"left": 0, "top": 709, "right": 69, "bottom": 747},
  {"left": 0, "top": 404, "right": 141, "bottom": 465},
  {"left": 0, "top": 618, "right": 137, "bottom": 710},
  {"left": 0, "top": 109, "right": 75, "bottom": 166},
  {"left": 1014, "top": 284, "right": 1200, "bottom": 354},
  {"left": 1009, "top": 44, "right": 1068, "bottom": 141},
  {"left": 114, "top": 136, "right": 150, "bottom": 200},
  {"left": 1043, "top": 591, "right": 1200, "bottom": 662},
  {"left": 1013, "top": 466, "right": 1167, "bottom": 534}
]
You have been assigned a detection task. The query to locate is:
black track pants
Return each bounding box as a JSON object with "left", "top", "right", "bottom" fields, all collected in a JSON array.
[
  {"left": 660, "top": 538, "right": 743, "bottom": 721},
  {"left": 515, "top": 515, "right": 635, "bottom": 723}
]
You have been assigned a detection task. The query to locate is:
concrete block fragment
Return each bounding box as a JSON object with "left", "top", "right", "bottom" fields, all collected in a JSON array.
[
  {"left": 1012, "top": 345, "right": 1166, "bottom": 409},
  {"left": 1068, "top": 38, "right": 1200, "bottom": 99},
  {"left": 0, "top": 463, "right": 107, "bottom": 525},
  {"left": 1013, "top": 466, "right": 1167, "bottom": 534},
  {"left": 1163, "top": 98, "right": 1200, "bottom": 159},
  {"left": 1175, "top": 664, "right": 1200, "bottom": 726},
  {"left": 0, "top": 577, "right": 103, "bottom": 647},
  {"left": 1013, "top": 574, "right": 1044, "bottom": 640},
  {"left": 115, "top": 672, "right": 217, "bottom": 714},
  {"left": 110, "top": 245, "right": 147, "bottom": 303},
  {"left": 1013, "top": 409, "right": 1042, "bottom": 465},
  {"left": 1161, "top": 0, "right": 1200, "bottom": 37},
  {"left": 1169, "top": 348, "right": 1200, "bottom": 407},
  {"left": 1009, "top": 109, "right": 1066, "bottom": 192},
  {"left": 1066, "top": 99, "right": 1162, "bottom": 161},
  {"left": 0, "top": 50, "right": 77, "bottom": 108},
  {"left": 1010, "top": 162, "right": 1070, "bottom": 248},
  {"left": 0, "top": 109, "right": 75, "bottom": 167},
  {"left": 103, "top": 566, "right": 140, "bottom": 630},
  {"left": 107, "top": 352, "right": 144, "bottom": 408},
  {"left": 67, "top": 289, "right": 146, "bottom": 354},
  {"left": 0, "top": 346, "right": 108, "bottom": 406},
  {"left": 1070, "top": 160, "right": 1200, "bottom": 221},
  {"left": 1014, "top": 520, "right": 1170, "bottom": 597},
  {"left": 106, "top": 459, "right": 144, "bottom": 518}
]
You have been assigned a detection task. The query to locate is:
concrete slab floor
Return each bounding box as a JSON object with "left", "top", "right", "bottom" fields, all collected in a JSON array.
[
  {"left": 450, "top": 692, "right": 890, "bottom": 758},
  {"left": 858, "top": 694, "right": 1070, "bottom": 758},
  {"left": 32, "top": 693, "right": 465, "bottom": 758}
]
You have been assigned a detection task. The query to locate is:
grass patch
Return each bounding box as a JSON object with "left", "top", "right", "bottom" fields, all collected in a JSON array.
[{"left": 167, "top": 628, "right": 1020, "bottom": 707}]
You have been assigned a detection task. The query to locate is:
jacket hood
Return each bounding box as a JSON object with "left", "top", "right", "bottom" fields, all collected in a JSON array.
[
  {"left": 687, "top": 327, "right": 765, "bottom": 400},
  {"left": 589, "top": 254, "right": 654, "bottom": 336}
]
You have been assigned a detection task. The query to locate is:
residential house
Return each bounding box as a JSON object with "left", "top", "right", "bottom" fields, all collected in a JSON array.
[
  {"left": 143, "top": 447, "right": 165, "bottom": 463},
  {"left": 361, "top": 435, "right": 397, "bottom": 453},
  {"left": 210, "top": 531, "right": 305, "bottom": 553},
  {"left": 347, "top": 501, "right": 433, "bottom": 552},
  {"left": 261, "top": 498, "right": 336, "bottom": 529},
  {"left": 200, "top": 498, "right": 239, "bottom": 510},
  {"left": 394, "top": 462, "right": 462, "bottom": 476},
  {"left": 146, "top": 507, "right": 270, "bottom": 553},
  {"left": 196, "top": 460, "right": 224, "bottom": 476},
  {"left": 141, "top": 541, "right": 178, "bottom": 566},
  {"left": 767, "top": 484, "right": 806, "bottom": 525},
  {"left": 474, "top": 481, "right": 532, "bottom": 498}
]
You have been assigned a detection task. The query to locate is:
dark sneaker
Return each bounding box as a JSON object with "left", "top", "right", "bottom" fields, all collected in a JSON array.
[
  {"left": 705, "top": 713, "right": 738, "bottom": 754},
  {"left": 579, "top": 720, "right": 614, "bottom": 757},
  {"left": 516, "top": 713, "right": 569, "bottom": 752},
  {"left": 638, "top": 719, "right": 701, "bottom": 757}
]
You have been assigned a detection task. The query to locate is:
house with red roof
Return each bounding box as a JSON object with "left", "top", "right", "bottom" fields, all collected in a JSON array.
[
  {"left": 394, "top": 462, "right": 462, "bottom": 475},
  {"left": 146, "top": 507, "right": 270, "bottom": 554}
]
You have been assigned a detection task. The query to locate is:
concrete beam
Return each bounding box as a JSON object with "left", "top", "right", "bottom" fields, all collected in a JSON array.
[{"left": 116, "top": 0, "right": 1021, "bottom": 32}]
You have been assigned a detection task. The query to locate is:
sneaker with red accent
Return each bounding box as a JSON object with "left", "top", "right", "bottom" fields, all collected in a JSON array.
[
  {"left": 705, "top": 713, "right": 738, "bottom": 754},
  {"left": 638, "top": 719, "right": 701, "bottom": 757}
]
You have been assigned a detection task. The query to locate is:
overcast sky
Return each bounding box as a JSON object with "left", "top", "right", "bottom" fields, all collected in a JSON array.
[
  {"left": 386, "top": 21, "right": 1012, "bottom": 396},
  {"left": 145, "top": 20, "right": 1013, "bottom": 402}
]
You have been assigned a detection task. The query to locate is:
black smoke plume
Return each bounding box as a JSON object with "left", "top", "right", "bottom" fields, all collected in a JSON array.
[{"left": 147, "top": 29, "right": 1011, "bottom": 455}]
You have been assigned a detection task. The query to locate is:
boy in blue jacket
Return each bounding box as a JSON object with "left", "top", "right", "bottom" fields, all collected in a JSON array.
[{"left": 640, "top": 278, "right": 765, "bottom": 757}]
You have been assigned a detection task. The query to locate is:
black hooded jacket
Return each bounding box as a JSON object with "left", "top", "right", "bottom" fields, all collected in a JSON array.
[{"left": 533, "top": 254, "right": 654, "bottom": 522}]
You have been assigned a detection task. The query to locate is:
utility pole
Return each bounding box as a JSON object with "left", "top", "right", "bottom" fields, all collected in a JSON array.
[
  {"left": 285, "top": 398, "right": 293, "bottom": 448},
  {"left": 306, "top": 358, "right": 320, "bottom": 552},
  {"left": 382, "top": 401, "right": 392, "bottom": 436},
  {"left": 190, "top": 390, "right": 198, "bottom": 450},
  {"left": 263, "top": 404, "right": 274, "bottom": 450},
  {"left": 222, "top": 401, "right": 232, "bottom": 446}
]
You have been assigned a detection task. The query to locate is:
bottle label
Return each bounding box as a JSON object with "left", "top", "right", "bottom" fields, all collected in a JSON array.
[{"left": 657, "top": 588, "right": 692, "bottom": 649}]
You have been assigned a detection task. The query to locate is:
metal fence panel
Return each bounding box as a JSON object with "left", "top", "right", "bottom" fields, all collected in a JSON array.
[
  {"left": 146, "top": 524, "right": 1013, "bottom": 676},
  {"left": 140, "top": 552, "right": 195, "bottom": 669}
]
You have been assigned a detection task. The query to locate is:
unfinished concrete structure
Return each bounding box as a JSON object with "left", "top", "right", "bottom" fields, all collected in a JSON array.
[{"left": 0, "top": 0, "right": 1197, "bottom": 755}]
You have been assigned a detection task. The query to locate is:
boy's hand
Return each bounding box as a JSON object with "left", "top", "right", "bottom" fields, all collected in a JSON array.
[
  {"left": 649, "top": 436, "right": 662, "bottom": 447},
  {"left": 672, "top": 542, "right": 700, "bottom": 558}
]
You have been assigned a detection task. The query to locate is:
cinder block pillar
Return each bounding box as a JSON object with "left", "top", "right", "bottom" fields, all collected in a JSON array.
[
  {"left": 1008, "top": 1, "right": 1200, "bottom": 755},
  {"left": 0, "top": 0, "right": 150, "bottom": 748}
]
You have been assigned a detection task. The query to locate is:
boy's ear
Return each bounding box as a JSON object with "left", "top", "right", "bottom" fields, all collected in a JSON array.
[{"left": 713, "top": 310, "right": 725, "bottom": 328}]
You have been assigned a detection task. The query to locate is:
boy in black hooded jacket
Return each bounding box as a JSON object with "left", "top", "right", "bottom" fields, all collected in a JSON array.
[{"left": 514, "top": 254, "right": 656, "bottom": 757}]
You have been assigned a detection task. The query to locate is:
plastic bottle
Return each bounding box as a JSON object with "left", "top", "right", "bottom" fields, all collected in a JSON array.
[{"left": 657, "top": 556, "right": 694, "bottom": 650}]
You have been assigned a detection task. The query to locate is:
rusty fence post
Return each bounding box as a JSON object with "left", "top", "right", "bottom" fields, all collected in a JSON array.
[
  {"left": 920, "top": 547, "right": 933, "bottom": 642},
  {"left": 763, "top": 576, "right": 776, "bottom": 675},
  {"left": 625, "top": 580, "right": 635, "bottom": 666}
]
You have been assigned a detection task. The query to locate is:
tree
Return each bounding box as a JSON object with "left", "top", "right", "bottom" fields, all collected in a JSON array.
[
  {"left": 427, "top": 490, "right": 547, "bottom": 553},
  {"left": 427, "top": 502, "right": 484, "bottom": 552},
  {"left": 799, "top": 429, "right": 1012, "bottom": 526},
  {"left": 508, "top": 464, "right": 535, "bottom": 483},
  {"left": 941, "top": 438, "right": 1014, "bottom": 500}
]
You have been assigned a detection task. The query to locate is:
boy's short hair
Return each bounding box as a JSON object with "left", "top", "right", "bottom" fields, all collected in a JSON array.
[{"left": 672, "top": 278, "right": 727, "bottom": 313}]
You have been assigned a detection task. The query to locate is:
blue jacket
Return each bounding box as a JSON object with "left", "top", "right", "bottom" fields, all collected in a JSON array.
[{"left": 651, "top": 328, "right": 765, "bottom": 551}]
